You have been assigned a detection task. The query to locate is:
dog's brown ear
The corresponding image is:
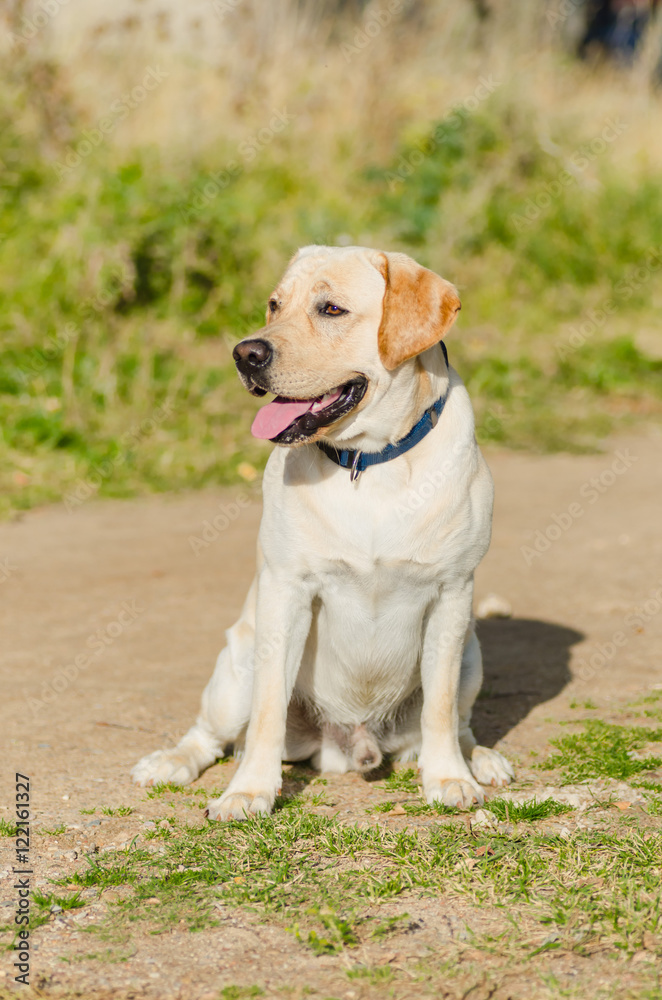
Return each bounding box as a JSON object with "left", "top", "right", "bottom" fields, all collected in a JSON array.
[{"left": 374, "top": 252, "right": 461, "bottom": 371}]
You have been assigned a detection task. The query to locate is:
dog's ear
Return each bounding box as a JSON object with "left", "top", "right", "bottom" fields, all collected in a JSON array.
[{"left": 374, "top": 252, "right": 461, "bottom": 371}]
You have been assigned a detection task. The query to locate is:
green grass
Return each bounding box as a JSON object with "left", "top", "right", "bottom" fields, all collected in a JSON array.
[
  {"left": 630, "top": 691, "right": 662, "bottom": 723},
  {"left": 291, "top": 908, "right": 361, "bottom": 955},
  {"left": 2, "top": 73, "right": 662, "bottom": 515},
  {"left": 368, "top": 799, "right": 459, "bottom": 817},
  {"left": 27, "top": 890, "right": 86, "bottom": 932},
  {"left": 381, "top": 768, "right": 420, "bottom": 794},
  {"left": 7, "top": 706, "right": 661, "bottom": 990},
  {"left": 346, "top": 964, "right": 395, "bottom": 983},
  {"left": 371, "top": 792, "right": 573, "bottom": 822},
  {"left": 220, "top": 988, "right": 264, "bottom": 1000},
  {"left": 33, "top": 890, "right": 86, "bottom": 913},
  {"left": 0, "top": 819, "right": 17, "bottom": 837},
  {"left": 486, "top": 797, "right": 573, "bottom": 822},
  {"left": 144, "top": 782, "right": 202, "bottom": 799},
  {"left": 52, "top": 798, "right": 662, "bottom": 959},
  {"left": 540, "top": 720, "right": 662, "bottom": 783},
  {"left": 371, "top": 767, "right": 463, "bottom": 815},
  {"left": 645, "top": 797, "right": 662, "bottom": 817},
  {"left": 100, "top": 806, "right": 133, "bottom": 817}
]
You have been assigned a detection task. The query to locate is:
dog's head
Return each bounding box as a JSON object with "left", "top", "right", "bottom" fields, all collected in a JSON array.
[{"left": 233, "top": 246, "right": 461, "bottom": 448}]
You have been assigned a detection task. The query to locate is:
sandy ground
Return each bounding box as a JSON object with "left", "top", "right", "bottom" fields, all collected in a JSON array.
[{"left": 1, "top": 429, "right": 661, "bottom": 998}]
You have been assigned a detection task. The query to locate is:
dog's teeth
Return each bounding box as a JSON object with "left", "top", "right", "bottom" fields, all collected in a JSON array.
[{"left": 312, "top": 392, "right": 333, "bottom": 413}]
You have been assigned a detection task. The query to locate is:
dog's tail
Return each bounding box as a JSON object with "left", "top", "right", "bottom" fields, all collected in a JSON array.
[{"left": 350, "top": 725, "right": 382, "bottom": 773}]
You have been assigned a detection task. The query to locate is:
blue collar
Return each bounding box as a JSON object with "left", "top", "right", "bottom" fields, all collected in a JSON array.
[{"left": 316, "top": 341, "right": 449, "bottom": 482}]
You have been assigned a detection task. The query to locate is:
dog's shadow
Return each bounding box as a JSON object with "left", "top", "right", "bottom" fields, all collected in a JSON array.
[{"left": 473, "top": 617, "right": 583, "bottom": 746}]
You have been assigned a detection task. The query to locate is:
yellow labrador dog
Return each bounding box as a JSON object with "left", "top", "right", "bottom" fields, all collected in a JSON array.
[{"left": 132, "top": 245, "right": 514, "bottom": 818}]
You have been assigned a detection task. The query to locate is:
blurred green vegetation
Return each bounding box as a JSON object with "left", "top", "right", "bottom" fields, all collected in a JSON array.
[{"left": 2, "top": 68, "right": 662, "bottom": 516}]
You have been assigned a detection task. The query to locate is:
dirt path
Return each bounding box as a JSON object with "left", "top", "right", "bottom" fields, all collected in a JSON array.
[{"left": 1, "top": 430, "right": 661, "bottom": 999}]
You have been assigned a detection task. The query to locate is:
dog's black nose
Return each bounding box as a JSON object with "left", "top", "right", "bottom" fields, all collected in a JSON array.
[{"left": 232, "top": 339, "right": 272, "bottom": 370}]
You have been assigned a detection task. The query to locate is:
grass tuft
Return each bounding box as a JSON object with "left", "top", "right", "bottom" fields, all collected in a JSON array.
[
  {"left": 346, "top": 964, "right": 394, "bottom": 982},
  {"left": 381, "top": 768, "right": 420, "bottom": 794},
  {"left": 487, "top": 797, "right": 573, "bottom": 822},
  {"left": 540, "top": 720, "right": 662, "bottom": 783},
  {"left": 40, "top": 824, "right": 68, "bottom": 836},
  {"left": 290, "top": 908, "right": 361, "bottom": 955},
  {"left": 33, "top": 890, "right": 86, "bottom": 913},
  {"left": 220, "top": 988, "right": 264, "bottom": 1000},
  {"left": 144, "top": 783, "right": 194, "bottom": 799}
]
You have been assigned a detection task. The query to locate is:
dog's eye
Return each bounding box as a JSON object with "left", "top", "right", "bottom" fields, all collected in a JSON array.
[
  {"left": 268, "top": 299, "right": 279, "bottom": 314},
  {"left": 321, "top": 302, "right": 347, "bottom": 316}
]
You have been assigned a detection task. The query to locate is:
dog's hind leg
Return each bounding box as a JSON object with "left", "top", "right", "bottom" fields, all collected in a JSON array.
[
  {"left": 131, "top": 581, "right": 257, "bottom": 787},
  {"left": 383, "top": 628, "right": 514, "bottom": 790},
  {"left": 457, "top": 626, "right": 482, "bottom": 759},
  {"left": 283, "top": 700, "right": 321, "bottom": 763},
  {"left": 381, "top": 691, "right": 423, "bottom": 762},
  {"left": 461, "top": 626, "right": 515, "bottom": 788}
]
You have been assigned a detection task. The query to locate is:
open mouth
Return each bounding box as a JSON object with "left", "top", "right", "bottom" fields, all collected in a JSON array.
[{"left": 251, "top": 377, "right": 368, "bottom": 444}]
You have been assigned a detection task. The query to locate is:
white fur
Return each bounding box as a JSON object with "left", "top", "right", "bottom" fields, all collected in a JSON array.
[{"left": 132, "top": 246, "right": 514, "bottom": 817}]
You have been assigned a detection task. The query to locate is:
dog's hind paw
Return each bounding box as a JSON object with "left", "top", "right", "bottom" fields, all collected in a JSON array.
[
  {"left": 205, "top": 791, "right": 273, "bottom": 821},
  {"left": 469, "top": 746, "right": 515, "bottom": 788},
  {"left": 131, "top": 750, "right": 199, "bottom": 788},
  {"left": 425, "top": 777, "right": 484, "bottom": 810}
]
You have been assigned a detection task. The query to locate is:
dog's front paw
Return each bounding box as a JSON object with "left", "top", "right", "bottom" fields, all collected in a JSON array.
[
  {"left": 131, "top": 750, "right": 198, "bottom": 788},
  {"left": 469, "top": 746, "right": 515, "bottom": 788},
  {"left": 205, "top": 790, "right": 275, "bottom": 822},
  {"left": 425, "top": 777, "right": 484, "bottom": 809}
]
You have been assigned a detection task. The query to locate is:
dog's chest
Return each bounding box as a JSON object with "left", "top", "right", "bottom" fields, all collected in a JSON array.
[{"left": 295, "top": 556, "right": 438, "bottom": 723}]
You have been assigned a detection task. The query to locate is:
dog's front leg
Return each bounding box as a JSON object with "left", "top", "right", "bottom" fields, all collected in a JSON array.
[
  {"left": 419, "top": 578, "right": 485, "bottom": 809},
  {"left": 205, "top": 567, "right": 313, "bottom": 821}
]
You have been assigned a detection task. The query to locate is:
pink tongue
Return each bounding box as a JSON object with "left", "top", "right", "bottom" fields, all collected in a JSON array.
[{"left": 251, "top": 398, "right": 315, "bottom": 440}]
